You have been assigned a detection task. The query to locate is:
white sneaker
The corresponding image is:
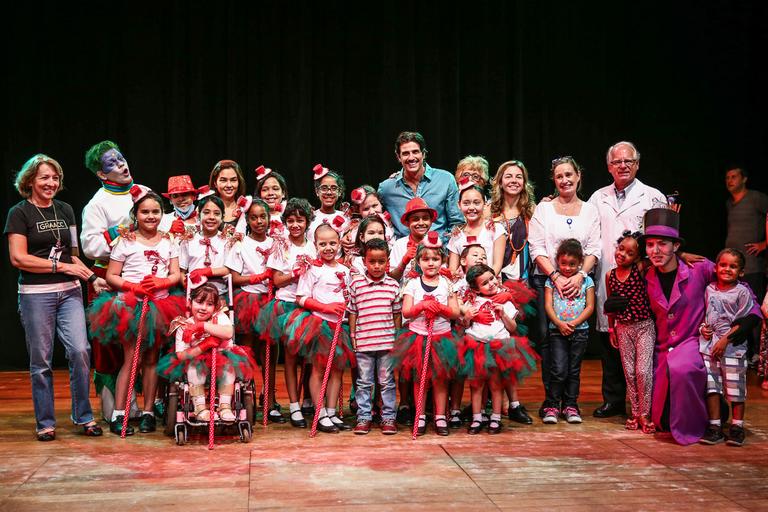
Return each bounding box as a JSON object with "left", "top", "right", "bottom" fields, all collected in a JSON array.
[
  {"left": 564, "top": 406, "right": 582, "bottom": 424},
  {"left": 542, "top": 408, "right": 559, "bottom": 424},
  {"left": 219, "top": 407, "right": 236, "bottom": 422}
]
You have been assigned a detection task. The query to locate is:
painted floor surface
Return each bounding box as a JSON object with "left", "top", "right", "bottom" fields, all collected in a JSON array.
[{"left": 0, "top": 361, "right": 766, "bottom": 511}]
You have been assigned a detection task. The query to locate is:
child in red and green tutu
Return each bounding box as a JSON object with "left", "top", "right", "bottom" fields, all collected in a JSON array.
[
  {"left": 88, "top": 186, "right": 185, "bottom": 436},
  {"left": 392, "top": 231, "right": 461, "bottom": 436},
  {"left": 158, "top": 282, "right": 256, "bottom": 422},
  {"left": 284, "top": 220, "right": 355, "bottom": 433},
  {"left": 460, "top": 264, "right": 538, "bottom": 435},
  {"left": 254, "top": 198, "right": 316, "bottom": 427}
]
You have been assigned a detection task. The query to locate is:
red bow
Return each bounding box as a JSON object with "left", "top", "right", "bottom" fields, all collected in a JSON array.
[
  {"left": 272, "top": 202, "right": 283, "bottom": 213},
  {"left": 144, "top": 250, "right": 167, "bottom": 274},
  {"left": 199, "top": 237, "right": 218, "bottom": 267},
  {"left": 334, "top": 271, "right": 349, "bottom": 301},
  {"left": 255, "top": 246, "right": 273, "bottom": 263}
]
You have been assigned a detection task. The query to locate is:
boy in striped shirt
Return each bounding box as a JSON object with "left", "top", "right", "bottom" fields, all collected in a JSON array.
[{"left": 349, "top": 238, "right": 402, "bottom": 435}]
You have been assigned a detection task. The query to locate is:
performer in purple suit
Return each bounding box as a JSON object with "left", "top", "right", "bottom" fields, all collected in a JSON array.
[{"left": 643, "top": 208, "right": 761, "bottom": 445}]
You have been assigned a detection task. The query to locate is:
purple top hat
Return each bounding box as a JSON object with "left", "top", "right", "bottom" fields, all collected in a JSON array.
[{"left": 641, "top": 208, "right": 685, "bottom": 245}]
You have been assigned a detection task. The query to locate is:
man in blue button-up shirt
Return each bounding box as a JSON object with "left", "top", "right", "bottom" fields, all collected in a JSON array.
[{"left": 378, "top": 131, "right": 464, "bottom": 239}]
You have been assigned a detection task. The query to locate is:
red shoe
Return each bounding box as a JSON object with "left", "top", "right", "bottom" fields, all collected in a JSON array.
[
  {"left": 353, "top": 420, "right": 372, "bottom": 435},
  {"left": 380, "top": 419, "right": 398, "bottom": 435}
]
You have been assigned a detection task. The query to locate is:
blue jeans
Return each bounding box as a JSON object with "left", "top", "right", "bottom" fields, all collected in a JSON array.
[
  {"left": 355, "top": 350, "right": 396, "bottom": 421},
  {"left": 18, "top": 286, "right": 95, "bottom": 432},
  {"left": 545, "top": 329, "right": 589, "bottom": 408}
]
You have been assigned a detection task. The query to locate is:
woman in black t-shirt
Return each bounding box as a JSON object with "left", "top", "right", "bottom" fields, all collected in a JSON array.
[{"left": 5, "top": 154, "right": 103, "bottom": 441}]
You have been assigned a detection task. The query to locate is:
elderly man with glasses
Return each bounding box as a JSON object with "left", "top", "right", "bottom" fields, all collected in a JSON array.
[{"left": 588, "top": 141, "right": 667, "bottom": 418}]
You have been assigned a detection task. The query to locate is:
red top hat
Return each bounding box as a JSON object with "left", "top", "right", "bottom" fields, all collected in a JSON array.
[
  {"left": 162, "top": 175, "right": 197, "bottom": 198},
  {"left": 254, "top": 165, "right": 272, "bottom": 181},
  {"left": 422, "top": 231, "right": 442, "bottom": 248},
  {"left": 350, "top": 187, "right": 367, "bottom": 205},
  {"left": 400, "top": 197, "right": 438, "bottom": 225},
  {"left": 313, "top": 163, "right": 330, "bottom": 181},
  {"left": 330, "top": 214, "right": 347, "bottom": 232}
]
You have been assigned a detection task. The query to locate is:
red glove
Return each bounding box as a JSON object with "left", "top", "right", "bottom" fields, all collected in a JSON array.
[
  {"left": 424, "top": 301, "right": 452, "bottom": 319},
  {"left": 248, "top": 268, "right": 273, "bottom": 285},
  {"left": 401, "top": 244, "right": 417, "bottom": 267},
  {"left": 170, "top": 218, "right": 186, "bottom": 235},
  {"left": 491, "top": 291, "right": 512, "bottom": 304},
  {"left": 304, "top": 298, "right": 346, "bottom": 317},
  {"left": 474, "top": 310, "right": 495, "bottom": 325},
  {"left": 189, "top": 267, "right": 213, "bottom": 285},
  {"left": 439, "top": 267, "right": 454, "bottom": 280},
  {"left": 182, "top": 322, "right": 207, "bottom": 343},
  {"left": 122, "top": 281, "right": 150, "bottom": 297},
  {"left": 141, "top": 275, "right": 174, "bottom": 293},
  {"left": 196, "top": 337, "right": 220, "bottom": 352}
]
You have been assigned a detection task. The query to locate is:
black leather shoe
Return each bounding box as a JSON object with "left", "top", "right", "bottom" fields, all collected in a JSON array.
[
  {"left": 434, "top": 421, "right": 449, "bottom": 436},
  {"left": 82, "top": 423, "right": 103, "bottom": 437},
  {"left": 415, "top": 423, "right": 427, "bottom": 436},
  {"left": 396, "top": 406, "right": 413, "bottom": 425},
  {"left": 488, "top": 420, "right": 503, "bottom": 435},
  {"left": 467, "top": 422, "right": 482, "bottom": 435},
  {"left": 301, "top": 404, "right": 315, "bottom": 417},
  {"left": 289, "top": 411, "right": 307, "bottom": 428},
  {"left": 268, "top": 408, "right": 287, "bottom": 424},
  {"left": 317, "top": 421, "right": 339, "bottom": 434},
  {"left": 329, "top": 415, "right": 352, "bottom": 431},
  {"left": 110, "top": 416, "right": 134, "bottom": 436},
  {"left": 508, "top": 405, "right": 533, "bottom": 424},
  {"left": 593, "top": 402, "right": 626, "bottom": 418},
  {"left": 139, "top": 413, "right": 156, "bottom": 433}
]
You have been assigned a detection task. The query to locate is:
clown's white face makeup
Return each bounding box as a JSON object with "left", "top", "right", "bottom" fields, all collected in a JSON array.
[{"left": 99, "top": 149, "right": 132, "bottom": 184}]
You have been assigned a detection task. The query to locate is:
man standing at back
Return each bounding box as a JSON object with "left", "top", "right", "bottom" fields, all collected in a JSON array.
[
  {"left": 378, "top": 131, "right": 463, "bottom": 239},
  {"left": 589, "top": 141, "right": 666, "bottom": 418},
  {"left": 725, "top": 166, "right": 768, "bottom": 361}
]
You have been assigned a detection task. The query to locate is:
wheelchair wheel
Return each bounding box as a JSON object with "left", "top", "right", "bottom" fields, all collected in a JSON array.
[
  {"left": 239, "top": 421, "right": 252, "bottom": 443},
  {"left": 244, "top": 387, "right": 255, "bottom": 425},
  {"left": 164, "top": 386, "right": 179, "bottom": 437},
  {"left": 174, "top": 423, "right": 187, "bottom": 446}
]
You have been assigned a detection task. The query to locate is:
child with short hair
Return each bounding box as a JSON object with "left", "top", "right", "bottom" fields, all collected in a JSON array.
[
  {"left": 348, "top": 238, "right": 402, "bottom": 435},
  {"left": 699, "top": 248, "right": 761, "bottom": 446},
  {"left": 389, "top": 197, "right": 436, "bottom": 282},
  {"left": 542, "top": 238, "right": 595, "bottom": 424}
]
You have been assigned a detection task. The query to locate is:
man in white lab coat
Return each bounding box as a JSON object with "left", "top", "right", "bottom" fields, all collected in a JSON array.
[{"left": 588, "top": 141, "right": 666, "bottom": 418}]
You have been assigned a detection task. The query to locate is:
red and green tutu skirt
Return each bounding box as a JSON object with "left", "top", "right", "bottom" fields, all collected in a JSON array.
[
  {"left": 459, "top": 334, "right": 538, "bottom": 385},
  {"left": 157, "top": 343, "right": 257, "bottom": 382},
  {"left": 283, "top": 310, "right": 355, "bottom": 370},
  {"left": 392, "top": 328, "right": 462, "bottom": 382},
  {"left": 87, "top": 290, "right": 185, "bottom": 351},
  {"left": 254, "top": 298, "right": 299, "bottom": 345},
  {"left": 233, "top": 289, "right": 269, "bottom": 335}
]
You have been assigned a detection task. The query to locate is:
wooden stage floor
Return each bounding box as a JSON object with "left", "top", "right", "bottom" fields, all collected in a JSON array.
[{"left": 1, "top": 361, "right": 767, "bottom": 511}]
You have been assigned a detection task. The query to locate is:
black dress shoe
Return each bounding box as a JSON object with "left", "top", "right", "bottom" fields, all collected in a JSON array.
[
  {"left": 396, "top": 406, "right": 413, "bottom": 425},
  {"left": 268, "top": 408, "right": 287, "bottom": 424},
  {"left": 448, "top": 412, "right": 463, "bottom": 429},
  {"left": 139, "top": 413, "right": 156, "bottom": 433},
  {"left": 317, "top": 421, "right": 339, "bottom": 434},
  {"left": 434, "top": 421, "right": 449, "bottom": 436},
  {"left": 593, "top": 402, "right": 626, "bottom": 418},
  {"left": 415, "top": 423, "right": 427, "bottom": 436},
  {"left": 467, "top": 422, "right": 482, "bottom": 435},
  {"left": 290, "top": 411, "right": 307, "bottom": 428},
  {"left": 37, "top": 430, "right": 56, "bottom": 441},
  {"left": 487, "top": 420, "right": 503, "bottom": 435},
  {"left": 110, "top": 416, "right": 134, "bottom": 436},
  {"left": 329, "top": 415, "right": 352, "bottom": 431},
  {"left": 508, "top": 405, "right": 533, "bottom": 424}
]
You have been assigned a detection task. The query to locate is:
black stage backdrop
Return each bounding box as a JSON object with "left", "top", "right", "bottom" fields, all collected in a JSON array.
[{"left": 1, "top": 2, "right": 766, "bottom": 369}]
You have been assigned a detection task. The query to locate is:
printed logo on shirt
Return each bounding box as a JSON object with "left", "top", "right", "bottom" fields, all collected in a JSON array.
[{"left": 36, "top": 220, "right": 67, "bottom": 233}]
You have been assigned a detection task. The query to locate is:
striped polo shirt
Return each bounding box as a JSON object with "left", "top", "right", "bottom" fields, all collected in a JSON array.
[{"left": 347, "top": 272, "right": 402, "bottom": 352}]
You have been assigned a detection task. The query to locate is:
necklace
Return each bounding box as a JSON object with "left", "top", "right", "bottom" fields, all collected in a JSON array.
[
  {"left": 504, "top": 215, "right": 527, "bottom": 253},
  {"left": 31, "top": 199, "right": 63, "bottom": 249}
]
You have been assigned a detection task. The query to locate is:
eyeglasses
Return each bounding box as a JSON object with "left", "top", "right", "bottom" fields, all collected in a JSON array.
[
  {"left": 318, "top": 185, "right": 339, "bottom": 193},
  {"left": 460, "top": 172, "right": 483, "bottom": 181},
  {"left": 609, "top": 159, "right": 637, "bottom": 167}
]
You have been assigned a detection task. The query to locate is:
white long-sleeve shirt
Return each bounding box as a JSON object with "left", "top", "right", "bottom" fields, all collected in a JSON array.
[{"left": 80, "top": 187, "right": 137, "bottom": 264}]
